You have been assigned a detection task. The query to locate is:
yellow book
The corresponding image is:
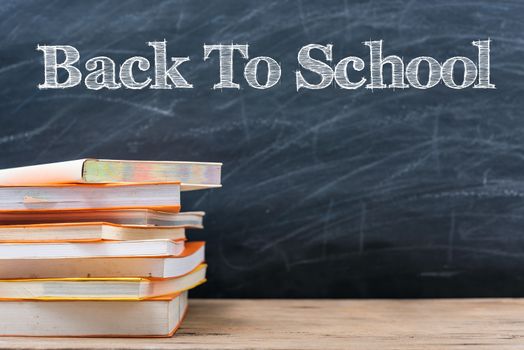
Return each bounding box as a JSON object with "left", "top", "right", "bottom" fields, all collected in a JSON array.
[{"left": 0, "top": 264, "right": 206, "bottom": 300}]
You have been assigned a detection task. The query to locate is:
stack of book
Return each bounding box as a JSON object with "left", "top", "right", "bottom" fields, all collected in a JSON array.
[{"left": 0, "top": 159, "right": 221, "bottom": 337}]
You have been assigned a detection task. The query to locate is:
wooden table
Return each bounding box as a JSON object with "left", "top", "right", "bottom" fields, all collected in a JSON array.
[{"left": 1, "top": 299, "right": 523, "bottom": 349}]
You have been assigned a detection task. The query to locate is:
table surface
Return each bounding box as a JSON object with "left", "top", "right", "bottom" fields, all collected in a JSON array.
[{"left": 1, "top": 298, "right": 523, "bottom": 350}]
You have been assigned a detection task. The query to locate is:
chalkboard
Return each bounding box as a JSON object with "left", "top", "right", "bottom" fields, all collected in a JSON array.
[{"left": 1, "top": 0, "right": 523, "bottom": 297}]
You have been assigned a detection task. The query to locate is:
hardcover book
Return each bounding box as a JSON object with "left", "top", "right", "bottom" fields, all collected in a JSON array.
[{"left": 0, "top": 159, "right": 222, "bottom": 191}]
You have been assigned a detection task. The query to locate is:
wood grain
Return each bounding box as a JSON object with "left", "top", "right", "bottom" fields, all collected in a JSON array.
[{"left": 0, "top": 298, "right": 523, "bottom": 349}]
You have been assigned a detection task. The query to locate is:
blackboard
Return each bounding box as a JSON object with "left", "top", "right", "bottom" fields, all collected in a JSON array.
[{"left": 1, "top": 0, "right": 523, "bottom": 297}]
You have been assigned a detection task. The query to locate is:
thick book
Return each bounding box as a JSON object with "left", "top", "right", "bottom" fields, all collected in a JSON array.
[
  {"left": 0, "top": 222, "right": 189, "bottom": 242},
  {"left": 0, "top": 241, "right": 205, "bottom": 279},
  {"left": 0, "top": 182, "right": 181, "bottom": 212},
  {"left": 0, "top": 209, "right": 204, "bottom": 226},
  {"left": 0, "top": 264, "right": 206, "bottom": 300},
  {"left": 0, "top": 239, "right": 185, "bottom": 259},
  {"left": 0, "top": 159, "right": 222, "bottom": 191},
  {"left": 0, "top": 291, "right": 188, "bottom": 337}
]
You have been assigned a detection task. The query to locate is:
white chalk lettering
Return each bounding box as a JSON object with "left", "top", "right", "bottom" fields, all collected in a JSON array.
[{"left": 36, "top": 39, "right": 495, "bottom": 91}]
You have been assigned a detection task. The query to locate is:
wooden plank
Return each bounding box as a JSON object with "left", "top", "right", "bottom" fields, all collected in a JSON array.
[{"left": 0, "top": 298, "right": 523, "bottom": 350}]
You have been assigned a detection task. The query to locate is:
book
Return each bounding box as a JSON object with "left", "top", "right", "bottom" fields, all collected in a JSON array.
[
  {"left": 0, "top": 222, "right": 189, "bottom": 242},
  {"left": 0, "top": 157, "right": 220, "bottom": 338},
  {"left": 0, "top": 182, "right": 181, "bottom": 212},
  {"left": 0, "top": 239, "right": 185, "bottom": 259},
  {"left": 0, "top": 159, "right": 222, "bottom": 191},
  {"left": 0, "top": 264, "right": 206, "bottom": 300},
  {"left": 0, "top": 241, "right": 205, "bottom": 279},
  {"left": 0, "top": 291, "right": 188, "bottom": 337},
  {"left": 0, "top": 209, "right": 204, "bottom": 227}
]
